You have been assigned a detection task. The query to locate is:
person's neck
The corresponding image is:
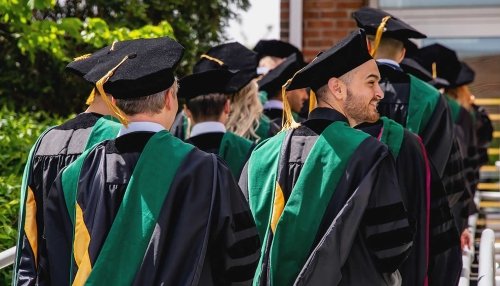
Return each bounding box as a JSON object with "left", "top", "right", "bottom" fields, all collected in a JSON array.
[
  {"left": 84, "top": 98, "right": 112, "bottom": 115},
  {"left": 317, "top": 101, "right": 353, "bottom": 125}
]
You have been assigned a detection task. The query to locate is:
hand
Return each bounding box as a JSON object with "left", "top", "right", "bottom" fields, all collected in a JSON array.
[{"left": 461, "top": 228, "right": 473, "bottom": 251}]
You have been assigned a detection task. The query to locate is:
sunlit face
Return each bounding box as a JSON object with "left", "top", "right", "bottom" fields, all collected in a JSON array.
[
  {"left": 258, "top": 56, "right": 285, "bottom": 75},
  {"left": 286, "top": 88, "right": 309, "bottom": 113},
  {"left": 343, "top": 59, "right": 384, "bottom": 125}
]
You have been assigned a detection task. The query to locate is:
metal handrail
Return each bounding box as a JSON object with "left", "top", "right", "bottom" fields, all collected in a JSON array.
[
  {"left": 0, "top": 246, "right": 15, "bottom": 270},
  {"left": 478, "top": 228, "right": 496, "bottom": 286}
]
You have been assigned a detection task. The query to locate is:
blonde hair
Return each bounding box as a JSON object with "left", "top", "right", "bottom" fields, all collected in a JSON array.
[{"left": 226, "top": 79, "right": 263, "bottom": 140}]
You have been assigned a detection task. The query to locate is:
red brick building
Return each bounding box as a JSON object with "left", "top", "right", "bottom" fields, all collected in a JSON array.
[{"left": 280, "top": 0, "right": 367, "bottom": 62}]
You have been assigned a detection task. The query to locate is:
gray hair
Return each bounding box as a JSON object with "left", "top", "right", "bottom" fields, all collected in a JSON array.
[{"left": 115, "top": 78, "right": 178, "bottom": 116}]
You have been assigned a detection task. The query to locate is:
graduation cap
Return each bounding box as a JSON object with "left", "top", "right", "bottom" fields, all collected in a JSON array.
[
  {"left": 455, "top": 62, "right": 475, "bottom": 87},
  {"left": 178, "top": 69, "right": 237, "bottom": 101},
  {"left": 281, "top": 29, "right": 372, "bottom": 129},
  {"left": 400, "top": 58, "right": 450, "bottom": 88},
  {"left": 412, "top": 43, "right": 463, "bottom": 88},
  {"left": 253, "top": 39, "right": 304, "bottom": 62},
  {"left": 193, "top": 42, "right": 258, "bottom": 93},
  {"left": 67, "top": 37, "right": 184, "bottom": 99},
  {"left": 66, "top": 36, "right": 184, "bottom": 125},
  {"left": 258, "top": 53, "right": 305, "bottom": 96},
  {"left": 352, "top": 7, "right": 426, "bottom": 56},
  {"left": 286, "top": 29, "right": 372, "bottom": 92}
]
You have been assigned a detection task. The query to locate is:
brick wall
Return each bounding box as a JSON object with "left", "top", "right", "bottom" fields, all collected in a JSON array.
[{"left": 281, "top": 0, "right": 368, "bottom": 61}]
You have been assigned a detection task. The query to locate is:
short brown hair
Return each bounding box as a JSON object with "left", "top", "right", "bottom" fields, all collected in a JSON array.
[
  {"left": 186, "top": 93, "right": 228, "bottom": 122},
  {"left": 115, "top": 79, "right": 178, "bottom": 116}
]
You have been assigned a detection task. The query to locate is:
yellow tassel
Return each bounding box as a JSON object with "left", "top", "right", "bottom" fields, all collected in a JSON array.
[
  {"left": 85, "top": 89, "right": 96, "bottom": 105},
  {"left": 73, "top": 53, "right": 92, "bottom": 61},
  {"left": 110, "top": 40, "right": 118, "bottom": 51},
  {"left": 200, "top": 54, "right": 225, "bottom": 66},
  {"left": 308, "top": 89, "right": 317, "bottom": 113},
  {"left": 95, "top": 55, "right": 130, "bottom": 127},
  {"left": 281, "top": 57, "right": 321, "bottom": 130},
  {"left": 432, "top": 62, "right": 437, "bottom": 79},
  {"left": 370, "top": 16, "right": 391, "bottom": 57}
]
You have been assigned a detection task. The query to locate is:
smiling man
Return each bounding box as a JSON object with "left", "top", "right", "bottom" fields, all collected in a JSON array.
[{"left": 240, "top": 29, "right": 413, "bottom": 286}]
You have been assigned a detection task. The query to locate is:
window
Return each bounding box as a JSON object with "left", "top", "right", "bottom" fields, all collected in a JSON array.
[{"left": 421, "top": 38, "right": 500, "bottom": 58}]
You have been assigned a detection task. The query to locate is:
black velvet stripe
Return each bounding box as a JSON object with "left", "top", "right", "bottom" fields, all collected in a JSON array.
[
  {"left": 226, "top": 258, "right": 260, "bottom": 282},
  {"left": 56, "top": 112, "right": 102, "bottom": 130},
  {"left": 363, "top": 203, "right": 407, "bottom": 226},
  {"left": 366, "top": 227, "right": 414, "bottom": 251},
  {"left": 227, "top": 235, "right": 261, "bottom": 259},
  {"left": 429, "top": 208, "right": 454, "bottom": 228},
  {"left": 376, "top": 250, "right": 412, "bottom": 273},
  {"left": 430, "top": 228, "right": 460, "bottom": 255},
  {"left": 233, "top": 211, "right": 258, "bottom": 232}
]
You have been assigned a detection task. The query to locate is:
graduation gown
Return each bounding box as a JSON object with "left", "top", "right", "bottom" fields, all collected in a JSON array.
[
  {"left": 186, "top": 131, "right": 255, "bottom": 179},
  {"left": 472, "top": 104, "right": 493, "bottom": 166},
  {"left": 240, "top": 108, "right": 413, "bottom": 286},
  {"left": 263, "top": 107, "right": 305, "bottom": 128},
  {"left": 13, "top": 113, "right": 120, "bottom": 286},
  {"left": 357, "top": 117, "right": 463, "bottom": 286},
  {"left": 377, "top": 62, "right": 464, "bottom": 285},
  {"left": 255, "top": 115, "right": 281, "bottom": 142},
  {"left": 171, "top": 111, "right": 279, "bottom": 143},
  {"left": 44, "top": 130, "right": 260, "bottom": 286}
]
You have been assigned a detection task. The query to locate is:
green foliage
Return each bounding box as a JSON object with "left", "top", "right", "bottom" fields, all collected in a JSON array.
[
  {"left": 0, "top": 105, "right": 67, "bottom": 283},
  {"left": 0, "top": 0, "right": 249, "bottom": 116}
]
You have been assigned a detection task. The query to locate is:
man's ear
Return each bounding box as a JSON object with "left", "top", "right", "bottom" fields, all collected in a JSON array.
[
  {"left": 223, "top": 99, "right": 231, "bottom": 114},
  {"left": 397, "top": 47, "right": 406, "bottom": 63},
  {"left": 184, "top": 107, "right": 193, "bottom": 121},
  {"left": 164, "top": 89, "right": 173, "bottom": 110},
  {"left": 327, "top": 77, "right": 344, "bottom": 100}
]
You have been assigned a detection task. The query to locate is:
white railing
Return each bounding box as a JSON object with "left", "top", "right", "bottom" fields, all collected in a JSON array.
[
  {"left": 0, "top": 246, "right": 15, "bottom": 270},
  {"left": 478, "top": 228, "right": 496, "bottom": 286}
]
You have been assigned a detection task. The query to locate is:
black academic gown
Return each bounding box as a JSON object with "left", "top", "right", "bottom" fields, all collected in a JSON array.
[
  {"left": 15, "top": 112, "right": 105, "bottom": 286},
  {"left": 377, "top": 62, "right": 463, "bottom": 285},
  {"left": 45, "top": 131, "right": 260, "bottom": 285},
  {"left": 186, "top": 131, "right": 255, "bottom": 179},
  {"left": 240, "top": 108, "right": 414, "bottom": 285},
  {"left": 357, "top": 118, "right": 459, "bottom": 286}
]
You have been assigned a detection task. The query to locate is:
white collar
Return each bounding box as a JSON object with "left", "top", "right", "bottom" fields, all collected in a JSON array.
[
  {"left": 189, "top": 121, "right": 226, "bottom": 138},
  {"left": 117, "top": 121, "right": 165, "bottom": 137},
  {"left": 376, "top": 59, "right": 400, "bottom": 68},
  {"left": 263, "top": 99, "right": 284, "bottom": 110}
]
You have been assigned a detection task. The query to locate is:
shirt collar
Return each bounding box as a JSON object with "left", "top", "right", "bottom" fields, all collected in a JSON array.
[
  {"left": 117, "top": 121, "right": 165, "bottom": 137},
  {"left": 190, "top": 121, "right": 226, "bottom": 138},
  {"left": 263, "top": 99, "right": 284, "bottom": 110},
  {"left": 307, "top": 107, "right": 349, "bottom": 123},
  {"left": 376, "top": 58, "right": 401, "bottom": 68}
]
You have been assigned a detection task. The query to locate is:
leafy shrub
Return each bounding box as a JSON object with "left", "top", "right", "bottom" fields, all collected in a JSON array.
[{"left": 0, "top": 105, "right": 67, "bottom": 283}]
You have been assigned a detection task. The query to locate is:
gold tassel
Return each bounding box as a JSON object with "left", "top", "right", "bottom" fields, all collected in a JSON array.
[
  {"left": 370, "top": 16, "right": 391, "bottom": 57},
  {"left": 95, "top": 55, "right": 130, "bottom": 126},
  {"left": 282, "top": 57, "right": 320, "bottom": 130},
  {"left": 73, "top": 53, "right": 92, "bottom": 61},
  {"left": 200, "top": 54, "right": 225, "bottom": 66},
  {"left": 308, "top": 89, "right": 317, "bottom": 113},
  {"left": 432, "top": 62, "right": 437, "bottom": 79},
  {"left": 85, "top": 89, "right": 96, "bottom": 105},
  {"left": 110, "top": 40, "right": 118, "bottom": 51}
]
